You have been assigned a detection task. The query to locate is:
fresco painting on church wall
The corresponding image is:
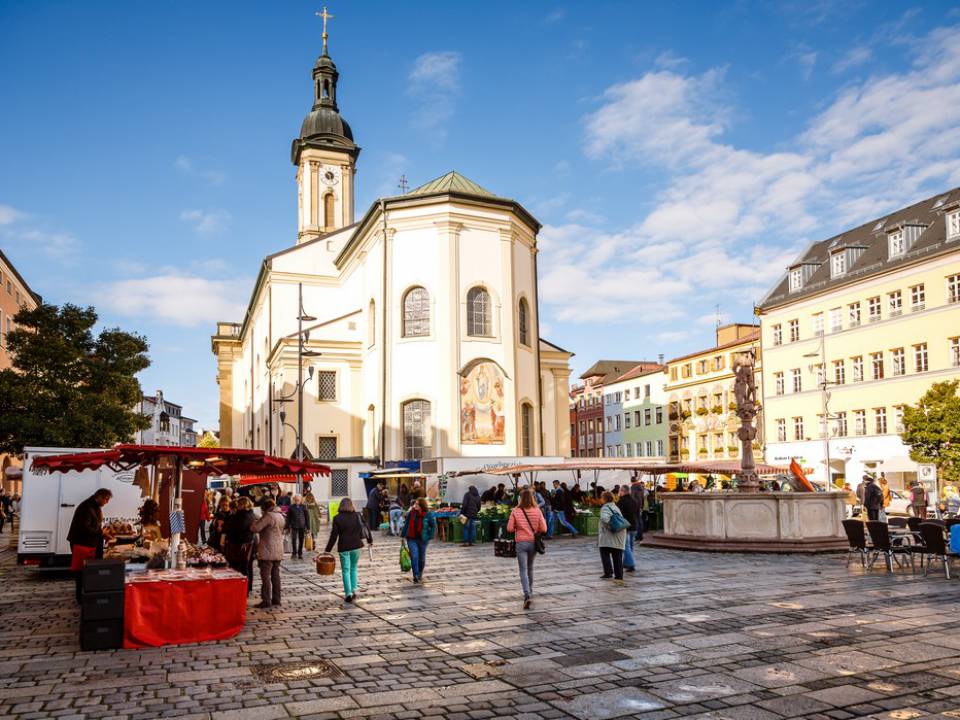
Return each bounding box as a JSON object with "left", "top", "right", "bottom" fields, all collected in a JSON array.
[{"left": 460, "top": 362, "right": 506, "bottom": 444}]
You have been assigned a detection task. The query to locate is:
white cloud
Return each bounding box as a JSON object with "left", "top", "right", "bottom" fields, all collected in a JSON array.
[
  {"left": 0, "top": 204, "right": 25, "bottom": 226},
  {"left": 174, "top": 155, "right": 226, "bottom": 186},
  {"left": 654, "top": 50, "right": 688, "bottom": 70},
  {"left": 408, "top": 51, "right": 462, "bottom": 139},
  {"left": 545, "top": 8, "right": 566, "bottom": 24},
  {"left": 180, "top": 209, "right": 231, "bottom": 235},
  {"left": 550, "top": 23, "right": 960, "bottom": 344},
  {"left": 833, "top": 46, "right": 872, "bottom": 73},
  {"left": 21, "top": 229, "right": 81, "bottom": 261},
  {"left": 99, "top": 274, "right": 249, "bottom": 327},
  {"left": 797, "top": 50, "right": 818, "bottom": 81}
]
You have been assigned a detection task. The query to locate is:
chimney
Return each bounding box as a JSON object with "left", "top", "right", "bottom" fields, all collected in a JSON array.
[{"left": 657, "top": 353, "right": 664, "bottom": 365}]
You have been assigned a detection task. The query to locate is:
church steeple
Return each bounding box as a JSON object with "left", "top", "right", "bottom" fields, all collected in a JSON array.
[{"left": 291, "top": 7, "right": 360, "bottom": 244}]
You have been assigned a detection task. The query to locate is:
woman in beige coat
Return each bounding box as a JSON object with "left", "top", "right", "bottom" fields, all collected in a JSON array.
[
  {"left": 251, "top": 499, "right": 286, "bottom": 609},
  {"left": 598, "top": 491, "right": 627, "bottom": 582}
]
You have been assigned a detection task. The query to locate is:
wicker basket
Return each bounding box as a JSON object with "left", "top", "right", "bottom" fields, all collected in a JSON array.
[{"left": 315, "top": 553, "right": 336, "bottom": 575}]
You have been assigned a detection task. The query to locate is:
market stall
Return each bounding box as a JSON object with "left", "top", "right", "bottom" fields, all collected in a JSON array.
[{"left": 31, "top": 445, "right": 330, "bottom": 649}]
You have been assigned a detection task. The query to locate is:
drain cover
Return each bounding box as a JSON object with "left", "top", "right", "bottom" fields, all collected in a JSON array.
[{"left": 252, "top": 660, "right": 343, "bottom": 683}]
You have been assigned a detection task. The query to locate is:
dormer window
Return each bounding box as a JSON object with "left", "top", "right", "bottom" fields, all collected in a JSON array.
[
  {"left": 888, "top": 230, "right": 904, "bottom": 257},
  {"left": 948, "top": 210, "right": 960, "bottom": 240},
  {"left": 789, "top": 268, "right": 803, "bottom": 292},
  {"left": 831, "top": 252, "right": 846, "bottom": 278}
]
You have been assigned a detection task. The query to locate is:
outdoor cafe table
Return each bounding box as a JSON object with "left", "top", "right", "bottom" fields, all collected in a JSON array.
[{"left": 123, "top": 567, "right": 247, "bottom": 649}]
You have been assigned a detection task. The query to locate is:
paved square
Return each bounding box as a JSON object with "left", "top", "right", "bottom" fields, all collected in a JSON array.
[{"left": 2, "top": 536, "right": 960, "bottom": 719}]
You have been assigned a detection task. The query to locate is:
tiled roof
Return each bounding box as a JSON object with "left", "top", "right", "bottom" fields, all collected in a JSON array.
[
  {"left": 759, "top": 186, "right": 960, "bottom": 310},
  {"left": 406, "top": 171, "right": 501, "bottom": 200},
  {"left": 666, "top": 330, "right": 759, "bottom": 365},
  {"left": 614, "top": 363, "right": 666, "bottom": 383},
  {"left": 580, "top": 359, "right": 654, "bottom": 384}
]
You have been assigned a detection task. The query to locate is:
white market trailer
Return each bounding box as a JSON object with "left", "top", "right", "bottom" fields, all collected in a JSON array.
[{"left": 17, "top": 447, "right": 144, "bottom": 567}]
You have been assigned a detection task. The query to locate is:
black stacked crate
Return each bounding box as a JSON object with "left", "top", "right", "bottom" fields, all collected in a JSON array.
[{"left": 80, "top": 559, "right": 125, "bottom": 650}]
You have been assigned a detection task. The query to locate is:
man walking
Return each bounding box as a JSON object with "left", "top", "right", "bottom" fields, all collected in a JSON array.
[
  {"left": 617, "top": 485, "right": 639, "bottom": 572},
  {"left": 629, "top": 479, "right": 646, "bottom": 541},
  {"left": 366, "top": 482, "right": 384, "bottom": 531},
  {"left": 460, "top": 485, "right": 481, "bottom": 546},
  {"left": 252, "top": 499, "right": 286, "bottom": 608},
  {"left": 862, "top": 475, "right": 883, "bottom": 522},
  {"left": 910, "top": 479, "right": 928, "bottom": 519},
  {"left": 551, "top": 480, "right": 578, "bottom": 536}
]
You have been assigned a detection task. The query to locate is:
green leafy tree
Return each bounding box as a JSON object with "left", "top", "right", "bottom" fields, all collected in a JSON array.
[
  {"left": 901, "top": 380, "right": 960, "bottom": 485},
  {"left": 0, "top": 303, "right": 151, "bottom": 455},
  {"left": 197, "top": 431, "right": 219, "bottom": 448}
]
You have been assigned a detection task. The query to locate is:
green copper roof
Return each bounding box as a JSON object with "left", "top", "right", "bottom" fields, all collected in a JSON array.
[{"left": 406, "top": 171, "right": 502, "bottom": 199}]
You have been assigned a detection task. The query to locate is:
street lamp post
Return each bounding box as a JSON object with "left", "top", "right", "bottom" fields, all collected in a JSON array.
[
  {"left": 805, "top": 334, "right": 836, "bottom": 489},
  {"left": 273, "top": 282, "right": 320, "bottom": 494}
]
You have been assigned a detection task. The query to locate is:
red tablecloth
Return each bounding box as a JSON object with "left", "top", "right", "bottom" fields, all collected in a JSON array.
[{"left": 123, "top": 571, "right": 247, "bottom": 649}]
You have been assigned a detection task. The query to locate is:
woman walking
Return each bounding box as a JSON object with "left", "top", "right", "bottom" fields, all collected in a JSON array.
[
  {"left": 598, "top": 491, "right": 627, "bottom": 581},
  {"left": 401, "top": 497, "right": 437, "bottom": 584},
  {"left": 251, "top": 499, "right": 286, "bottom": 609},
  {"left": 208, "top": 496, "right": 231, "bottom": 552},
  {"left": 304, "top": 491, "right": 322, "bottom": 547},
  {"left": 324, "top": 498, "right": 372, "bottom": 603},
  {"left": 225, "top": 497, "right": 257, "bottom": 595},
  {"left": 286, "top": 495, "right": 310, "bottom": 559},
  {"left": 506, "top": 488, "right": 547, "bottom": 609}
]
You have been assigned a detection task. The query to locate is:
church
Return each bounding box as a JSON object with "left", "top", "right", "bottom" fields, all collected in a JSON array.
[{"left": 211, "top": 28, "right": 573, "bottom": 479}]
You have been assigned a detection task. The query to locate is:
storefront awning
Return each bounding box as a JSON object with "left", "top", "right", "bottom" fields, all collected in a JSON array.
[
  {"left": 876, "top": 456, "right": 918, "bottom": 473},
  {"left": 30, "top": 444, "right": 331, "bottom": 478}
]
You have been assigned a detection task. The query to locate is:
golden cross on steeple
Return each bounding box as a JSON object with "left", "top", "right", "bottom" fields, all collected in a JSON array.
[{"left": 316, "top": 7, "right": 334, "bottom": 53}]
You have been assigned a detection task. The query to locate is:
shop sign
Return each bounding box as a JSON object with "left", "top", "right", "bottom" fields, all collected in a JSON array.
[{"left": 918, "top": 464, "right": 937, "bottom": 482}]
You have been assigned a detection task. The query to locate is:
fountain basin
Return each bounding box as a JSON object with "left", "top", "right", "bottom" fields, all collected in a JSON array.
[{"left": 644, "top": 491, "right": 848, "bottom": 553}]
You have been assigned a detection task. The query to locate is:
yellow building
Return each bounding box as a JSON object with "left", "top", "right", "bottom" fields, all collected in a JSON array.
[
  {"left": 758, "top": 188, "right": 960, "bottom": 491},
  {"left": 664, "top": 324, "right": 762, "bottom": 467}
]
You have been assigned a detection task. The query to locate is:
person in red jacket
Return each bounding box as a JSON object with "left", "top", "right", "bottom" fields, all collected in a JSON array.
[
  {"left": 199, "top": 490, "right": 213, "bottom": 545},
  {"left": 507, "top": 488, "right": 547, "bottom": 610}
]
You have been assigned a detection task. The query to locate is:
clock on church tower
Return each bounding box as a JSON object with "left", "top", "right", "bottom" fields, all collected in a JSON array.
[{"left": 291, "top": 15, "right": 360, "bottom": 244}]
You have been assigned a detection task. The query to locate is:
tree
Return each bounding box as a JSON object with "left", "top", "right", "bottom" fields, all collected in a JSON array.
[
  {"left": 0, "top": 303, "right": 151, "bottom": 455},
  {"left": 197, "top": 431, "right": 220, "bottom": 448},
  {"left": 901, "top": 380, "right": 960, "bottom": 486}
]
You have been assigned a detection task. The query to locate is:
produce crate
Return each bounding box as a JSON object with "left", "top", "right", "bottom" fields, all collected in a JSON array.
[
  {"left": 573, "top": 513, "right": 589, "bottom": 535},
  {"left": 583, "top": 514, "right": 600, "bottom": 536},
  {"left": 449, "top": 518, "right": 464, "bottom": 543}
]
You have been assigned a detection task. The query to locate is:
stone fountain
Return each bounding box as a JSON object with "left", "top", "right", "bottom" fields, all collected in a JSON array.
[{"left": 648, "top": 349, "right": 847, "bottom": 553}]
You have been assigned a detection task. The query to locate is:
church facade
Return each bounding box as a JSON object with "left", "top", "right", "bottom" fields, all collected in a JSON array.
[{"left": 211, "top": 37, "right": 573, "bottom": 467}]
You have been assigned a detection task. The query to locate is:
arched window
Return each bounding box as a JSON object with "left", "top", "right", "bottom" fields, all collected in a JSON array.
[
  {"left": 467, "top": 286, "right": 491, "bottom": 337},
  {"left": 367, "top": 300, "right": 376, "bottom": 347},
  {"left": 521, "top": 403, "right": 533, "bottom": 456},
  {"left": 402, "top": 399, "right": 432, "bottom": 460},
  {"left": 518, "top": 298, "right": 530, "bottom": 346},
  {"left": 323, "top": 193, "right": 335, "bottom": 231},
  {"left": 402, "top": 286, "right": 430, "bottom": 337}
]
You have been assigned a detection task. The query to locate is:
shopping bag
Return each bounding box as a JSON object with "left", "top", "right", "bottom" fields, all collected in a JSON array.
[
  {"left": 304, "top": 534, "right": 314, "bottom": 551},
  {"left": 399, "top": 541, "right": 412, "bottom": 572}
]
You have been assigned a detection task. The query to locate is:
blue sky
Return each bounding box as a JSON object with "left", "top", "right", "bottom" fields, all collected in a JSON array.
[{"left": 2, "top": 1, "right": 960, "bottom": 430}]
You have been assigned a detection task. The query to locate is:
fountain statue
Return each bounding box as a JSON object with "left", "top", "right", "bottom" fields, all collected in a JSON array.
[{"left": 733, "top": 349, "right": 759, "bottom": 492}]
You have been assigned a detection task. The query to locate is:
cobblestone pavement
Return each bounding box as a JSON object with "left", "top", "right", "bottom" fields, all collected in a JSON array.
[{"left": 2, "top": 534, "right": 960, "bottom": 720}]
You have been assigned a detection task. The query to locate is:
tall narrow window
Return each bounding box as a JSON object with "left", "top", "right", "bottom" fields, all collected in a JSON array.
[
  {"left": 518, "top": 298, "right": 530, "bottom": 346},
  {"left": 367, "top": 300, "right": 376, "bottom": 347},
  {"left": 466, "top": 286, "right": 491, "bottom": 336},
  {"left": 310, "top": 165, "right": 319, "bottom": 226},
  {"left": 402, "top": 399, "right": 432, "bottom": 460},
  {"left": 521, "top": 403, "right": 533, "bottom": 455},
  {"left": 323, "top": 192, "right": 335, "bottom": 231},
  {"left": 402, "top": 286, "right": 430, "bottom": 337}
]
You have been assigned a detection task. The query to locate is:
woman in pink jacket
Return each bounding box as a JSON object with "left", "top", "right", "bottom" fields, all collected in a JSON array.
[{"left": 507, "top": 488, "right": 547, "bottom": 609}]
